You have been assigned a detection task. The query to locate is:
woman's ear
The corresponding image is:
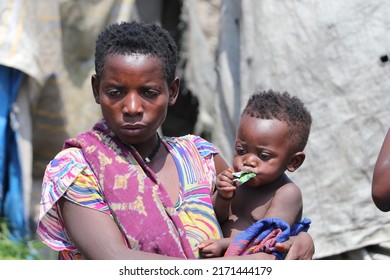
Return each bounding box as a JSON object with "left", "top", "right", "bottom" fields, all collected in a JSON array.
[
  {"left": 287, "top": 151, "right": 306, "bottom": 172},
  {"left": 168, "top": 77, "right": 180, "bottom": 106},
  {"left": 91, "top": 74, "right": 101, "bottom": 104}
]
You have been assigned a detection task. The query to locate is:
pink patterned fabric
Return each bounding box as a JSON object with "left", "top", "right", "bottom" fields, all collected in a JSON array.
[{"left": 63, "top": 120, "right": 195, "bottom": 258}]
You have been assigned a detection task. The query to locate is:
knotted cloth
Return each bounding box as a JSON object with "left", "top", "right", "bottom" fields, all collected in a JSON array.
[{"left": 224, "top": 218, "right": 311, "bottom": 259}]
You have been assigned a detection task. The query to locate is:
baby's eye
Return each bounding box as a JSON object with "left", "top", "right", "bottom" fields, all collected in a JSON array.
[
  {"left": 235, "top": 146, "right": 246, "bottom": 155},
  {"left": 259, "top": 153, "right": 271, "bottom": 161}
]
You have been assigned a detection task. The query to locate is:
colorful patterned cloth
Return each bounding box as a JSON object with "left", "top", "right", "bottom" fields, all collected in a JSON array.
[
  {"left": 224, "top": 218, "right": 311, "bottom": 259},
  {"left": 37, "top": 120, "right": 222, "bottom": 259}
]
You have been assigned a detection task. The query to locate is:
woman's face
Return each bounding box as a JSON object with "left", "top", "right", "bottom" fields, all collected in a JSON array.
[{"left": 92, "top": 53, "right": 178, "bottom": 146}]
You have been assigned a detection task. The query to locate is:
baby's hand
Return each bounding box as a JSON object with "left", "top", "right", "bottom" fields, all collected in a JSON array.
[
  {"left": 198, "top": 239, "right": 225, "bottom": 258},
  {"left": 216, "top": 168, "right": 236, "bottom": 199}
]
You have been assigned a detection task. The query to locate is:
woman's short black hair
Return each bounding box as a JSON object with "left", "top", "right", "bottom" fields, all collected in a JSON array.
[{"left": 94, "top": 21, "right": 178, "bottom": 83}]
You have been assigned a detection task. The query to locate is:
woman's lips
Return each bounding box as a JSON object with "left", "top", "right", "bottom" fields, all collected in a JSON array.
[{"left": 120, "top": 123, "right": 146, "bottom": 135}]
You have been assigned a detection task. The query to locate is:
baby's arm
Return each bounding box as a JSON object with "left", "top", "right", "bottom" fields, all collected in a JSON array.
[
  {"left": 264, "top": 181, "right": 303, "bottom": 227},
  {"left": 212, "top": 168, "right": 236, "bottom": 223}
]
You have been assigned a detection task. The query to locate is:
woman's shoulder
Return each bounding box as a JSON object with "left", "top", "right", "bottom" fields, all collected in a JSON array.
[
  {"left": 54, "top": 147, "right": 86, "bottom": 162},
  {"left": 44, "top": 147, "right": 90, "bottom": 184},
  {"left": 164, "top": 134, "right": 219, "bottom": 156},
  {"left": 41, "top": 147, "right": 105, "bottom": 212}
]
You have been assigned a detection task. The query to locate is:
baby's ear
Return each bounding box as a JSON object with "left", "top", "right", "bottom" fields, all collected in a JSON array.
[{"left": 287, "top": 151, "right": 306, "bottom": 172}]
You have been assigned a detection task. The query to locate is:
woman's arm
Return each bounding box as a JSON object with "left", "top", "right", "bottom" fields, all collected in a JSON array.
[
  {"left": 372, "top": 129, "right": 390, "bottom": 212},
  {"left": 59, "top": 196, "right": 278, "bottom": 260},
  {"left": 58, "top": 197, "right": 181, "bottom": 260}
]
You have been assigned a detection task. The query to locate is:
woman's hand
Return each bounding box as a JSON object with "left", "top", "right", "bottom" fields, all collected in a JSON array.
[{"left": 276, "top": 232, "right": 315, "bottom": 260}]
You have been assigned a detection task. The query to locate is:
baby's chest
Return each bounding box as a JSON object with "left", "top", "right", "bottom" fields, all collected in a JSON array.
[{"left": 231, "top": 194, "right": 272, "bottom": 223}]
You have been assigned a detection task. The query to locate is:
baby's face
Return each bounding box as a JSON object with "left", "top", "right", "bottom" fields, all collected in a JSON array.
[{"left": 233, "top": 114, "right": 292, "bottom": 187}]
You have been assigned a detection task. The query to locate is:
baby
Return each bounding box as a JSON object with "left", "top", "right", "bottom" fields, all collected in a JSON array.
[{"left": 200, "top": 89, "right": 312, "bottom": 259}]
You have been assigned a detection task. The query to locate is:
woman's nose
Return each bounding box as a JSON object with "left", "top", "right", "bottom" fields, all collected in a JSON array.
[{"left": 123, "top": 93, "right": 143, "bottom": 115}]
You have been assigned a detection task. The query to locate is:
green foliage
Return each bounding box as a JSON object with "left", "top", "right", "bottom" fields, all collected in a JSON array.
[{"left": 0, "top": 218, "right": 44, "bottom": 260}]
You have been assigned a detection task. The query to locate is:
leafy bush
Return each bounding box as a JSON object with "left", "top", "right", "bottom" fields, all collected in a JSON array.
[{"left": 0, "top": 218, "right": 45, "bottom": 260}]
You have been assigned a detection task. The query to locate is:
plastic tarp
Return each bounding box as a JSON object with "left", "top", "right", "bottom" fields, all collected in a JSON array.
[{"left": 0, "top": 65, "right": 28, "bottom": 240}]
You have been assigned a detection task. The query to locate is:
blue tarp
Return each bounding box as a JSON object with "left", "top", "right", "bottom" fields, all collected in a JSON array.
[{"left": 0, "top": 64, "right": 28, "bottom": 241}]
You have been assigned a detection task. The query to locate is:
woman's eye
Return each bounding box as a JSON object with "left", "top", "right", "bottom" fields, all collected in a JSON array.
[
  {"left": 108, "top": 89, "right": 123, "bottom": 97},
  {"left": 143, "top": 89, "right": 159, "bottom": 97}
]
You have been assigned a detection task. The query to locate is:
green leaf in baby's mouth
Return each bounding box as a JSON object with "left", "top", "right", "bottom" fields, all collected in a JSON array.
[{"left": 233, "top": 171, "right": 256, "bottom": 185}]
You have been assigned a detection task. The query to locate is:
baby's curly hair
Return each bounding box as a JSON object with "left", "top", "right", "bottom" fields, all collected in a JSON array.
[
  {"left": 243, "top": 89, "right": 312, "bottom": 153},
  {"left": 94, "top": 21, "right": 178, "bottom": 83}
]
